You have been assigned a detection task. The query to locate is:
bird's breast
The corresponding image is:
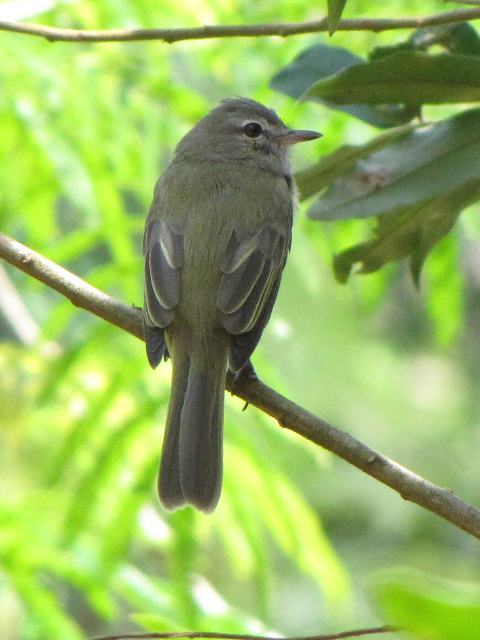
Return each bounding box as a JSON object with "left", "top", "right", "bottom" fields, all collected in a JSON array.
[{"left": 164, "top": 161, "right": 293, "bottom": 331}]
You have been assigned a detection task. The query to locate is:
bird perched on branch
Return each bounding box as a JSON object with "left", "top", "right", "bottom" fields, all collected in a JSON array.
[{"left": 143, "top": 97, "right": 320, "bottom": 512}]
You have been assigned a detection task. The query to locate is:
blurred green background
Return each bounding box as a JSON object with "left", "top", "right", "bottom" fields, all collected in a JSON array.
[{"left": 1, "top": 0, "right": 480, "bottom": 638}]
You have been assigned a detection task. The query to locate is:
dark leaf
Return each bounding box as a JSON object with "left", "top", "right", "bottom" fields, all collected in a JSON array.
[
  {"left": 332, "top": 180, "right": 480, "bottom": 285},
  {"left": 373, "top": 569, "right": 480, "bottom": 640},
  {"left": 410, "top": 22, "right": 480, "bottom": 56},
  {"left": 295, "top": 123, "right": 414, "bottom": 201},
  {"left": 369, "top": 42, "right": 414, "bottom": 61},
  {"left": 271, "top": 44, "right": 417, "bottom": 128},
  {"left": 307, "top": 51, "right": 480, "bottom": 105},
  {"left": 308, "top": 109, "right": 480, "bottom": 221},
  {"left": 370, "top": 23, "right": 480, "bottom": 60}
]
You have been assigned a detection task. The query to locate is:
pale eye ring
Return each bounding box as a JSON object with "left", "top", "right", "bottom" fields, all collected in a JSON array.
[{"left": 243, "top": 122, "right": 264, "bottom": 138}]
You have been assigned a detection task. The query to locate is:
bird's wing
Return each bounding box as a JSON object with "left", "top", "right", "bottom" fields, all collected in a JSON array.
[
  {"left": 143, "top": 217, "right": 184, "bottom": 368},
  {"left": 217, "top": 224, "right": 290, "bottom": 372}
]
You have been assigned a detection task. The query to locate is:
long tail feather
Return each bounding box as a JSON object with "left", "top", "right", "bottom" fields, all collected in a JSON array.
[{"left": 158, "top": 341, "right": 226, "bottom": 513}]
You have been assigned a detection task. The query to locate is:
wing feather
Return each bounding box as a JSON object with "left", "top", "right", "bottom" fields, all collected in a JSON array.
[
  {"left": 216, "top": 249, "right": 265, "bottom": 315},
  {"left": 222, "top": 257, "right": 273, "bottom": 334},
  {"left": 144, "top": 260, "right": 175, "bottom": 327},
  {"left": 218, "top": 224, "right": 290, "bottom": 371},
  {"left": 229, "top": 267, "right": 284, "bottom": 372},
  {"left": 149, "top": 240, "right": 180, "bottom": 309},
  {"left": 143, "top": 216, "right": 184, "bottom": 367}
]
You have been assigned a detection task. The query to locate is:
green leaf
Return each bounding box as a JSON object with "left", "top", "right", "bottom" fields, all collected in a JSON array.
[
  {"left": 308, "top": 109, "right": 480, "bottom": 221},
  {"left": 223, "top": 438, "right": 350, "bottom": 612},
  {"left": 425, "top": 231, "right": 463, "bottom": 345},
  {"left": 115, "top": 566, "right": 172, "bottom": 614},
  {"left": 9, "top": 570, "right": 83, "bottom": 640},
  {"left": 372, "top": 568, "right": 480, "bottom": 640},
  {"left": 369, "top": 42, "right": 415, "bottom": 61},
  {"left": 327, "top": 0, "right": 347, "bottom": 35},
  {"left": 132, "top": 612, "right": 182, "bottom": 632},
  {"left": 369, "top": 23, "right": 480, "bottom": 61},
  {"left": 14, "top": 97, "right": 98, "bottom": 224},
  {"left": 410, "top": 23, "right": 480, "bottom": 56},
  {"left": 296, "top": 123, "right": 415, "bottom": 201},
  {"left": 271, "top": 44, "right": 417, "bottom": 128},
  {"left": 332, "top": 180, "right": 480, "bottom": 284},
  {"left": 100, "top": 453, "right": 158, "bottom": 573},
  {"left": 307, "top": 51, "right": 480, "bottom": 105}
]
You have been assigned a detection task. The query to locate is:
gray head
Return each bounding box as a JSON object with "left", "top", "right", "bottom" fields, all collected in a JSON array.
[{"left": 174, "top": 97, "right": 321, "bottom": 174}]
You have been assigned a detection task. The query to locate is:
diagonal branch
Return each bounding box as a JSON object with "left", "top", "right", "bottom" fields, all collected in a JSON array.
[
  {"left": 1, "top": 8, "right": 480, "bottom": 43},
  {"left": 1, "top": 232, "right": 480, "bottom": 541}
]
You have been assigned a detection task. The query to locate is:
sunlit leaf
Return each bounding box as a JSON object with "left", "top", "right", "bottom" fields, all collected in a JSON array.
[
  {"left": 424, "top": 231, "right": 463, "bottom": 345},
  {"left": 14, "top": 98, "right": 99, "bottom": 224},
  {"left": 61, "top": 396, "right": 157, "bottom": 544},
  {"left": 115, "top": 566, "right": 173, "bottom": 614},
  {"left": 132, "top": 612, "right": 182, "bottom": 632},
  {"left": 100, "top": 454, "right": 158, "bottom": 573},
  {"left": 372, "top": 569, "right": 480, "bottom": 639},
  {"left": 224, "top": 439, "right": 350, "bottom": 611},
  {"left": 8, "top": 570, "right": 83, "bottom": 640}
]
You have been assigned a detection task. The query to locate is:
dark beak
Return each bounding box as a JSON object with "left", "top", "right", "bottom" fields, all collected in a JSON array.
[{"left": 278, "top": 129, "right": 322, "bottom": 146}]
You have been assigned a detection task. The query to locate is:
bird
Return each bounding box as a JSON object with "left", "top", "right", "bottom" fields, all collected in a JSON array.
[{"left": 143, "top": 97, "right": 321, "bottom": 512}]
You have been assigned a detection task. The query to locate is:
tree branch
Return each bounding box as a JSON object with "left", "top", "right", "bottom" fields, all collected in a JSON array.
[
  {"left": 1, "top": 232, "right": 480, "bottom": 541},
  {"left": 1, "top": 8, "right": 480, "bottom": 43},
  {"left": 90, "top": 626, "right": 397, "bottom": 640}
]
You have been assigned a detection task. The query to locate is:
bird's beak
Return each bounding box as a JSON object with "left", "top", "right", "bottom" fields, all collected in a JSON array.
[{"left": 277, "top": 129, "right": 322, "bottom": 146}]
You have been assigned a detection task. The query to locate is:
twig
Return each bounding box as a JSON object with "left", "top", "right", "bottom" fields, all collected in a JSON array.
[
  {"left": 1, "top": 232, "right": 480, "bottom": 541},
  {"left": 90, "top": 626, "right": 397, "bottom": 640},
  {"left": 1, "top": 8, "right": 480, "bottom": 43}
]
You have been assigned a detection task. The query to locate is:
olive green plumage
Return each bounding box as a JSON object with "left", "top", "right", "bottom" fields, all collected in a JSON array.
[{"left": 143, "top": 97, "right": 320, "bottom": 512}]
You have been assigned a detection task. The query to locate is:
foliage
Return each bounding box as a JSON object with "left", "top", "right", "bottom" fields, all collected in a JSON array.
[
  {"left": 273, "top": 21, "right": 480, "bottom": 286},
  {"left": 1, "top": 1, "right": 480, "bottom": 639},
  {"left": 372, "top": 569, "right": 480, "bottom": 639}
]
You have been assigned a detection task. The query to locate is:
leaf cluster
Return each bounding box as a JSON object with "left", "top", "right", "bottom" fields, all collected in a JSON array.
[{"left": 272, "top": 22, "right": 480, "bottom": 287}]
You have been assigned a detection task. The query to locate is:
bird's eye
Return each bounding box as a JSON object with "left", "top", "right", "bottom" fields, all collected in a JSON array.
[{"left": 243, "top": 122, "right": 264, "bottom": 138}]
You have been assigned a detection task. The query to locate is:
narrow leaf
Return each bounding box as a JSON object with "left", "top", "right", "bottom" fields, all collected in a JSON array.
[{"left": 327, "top": 0, "right": 348, "bottom": 35}]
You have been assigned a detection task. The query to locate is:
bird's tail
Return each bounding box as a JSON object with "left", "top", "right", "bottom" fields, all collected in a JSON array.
[{"left": 158, "top": 337, "right": 227, "bottom": 513}]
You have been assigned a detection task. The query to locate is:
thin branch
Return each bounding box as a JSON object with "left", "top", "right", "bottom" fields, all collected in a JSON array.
[
  {"left": 1, "top": 233, "right": 480, "bottom": 541},
  {"left": 90, "top": 627, "right": 397, "bottom": 640},
  {"left": 1, "top": 8, "right": 480, "bottom": 43},
  {"left": 0, "top": 234, "right": 142, "bottom": 340}
]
